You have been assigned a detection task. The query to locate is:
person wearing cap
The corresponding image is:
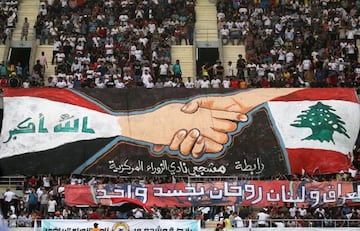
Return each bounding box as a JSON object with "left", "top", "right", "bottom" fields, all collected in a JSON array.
[{"left": 92, "top": 223, "right": 100, "bottom": 231}]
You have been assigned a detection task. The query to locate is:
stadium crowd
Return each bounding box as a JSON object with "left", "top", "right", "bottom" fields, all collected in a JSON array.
[
  {"left": 0, "top": 174, "right": 360, "bottom": 228},
  {"left": 0, "top": 0, "right": 359, "bottom": 90},
  {"left": 0, "top": 0, "right": 18, "bottom": 44},
  {"left": 30, "top": 0, "right": 194, "bottom": 88},
  {"left": 0, "top": 0, "right": 360, "bottom": 229},
  {"left": 215, "top": 0, "right": 360, "bottom": 89}
]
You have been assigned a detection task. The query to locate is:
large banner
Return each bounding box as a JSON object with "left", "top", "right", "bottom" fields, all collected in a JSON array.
[
  {"left": 42, "top": 219, "right": 200, "bottom": 231},
  {"left": 0, "top": 88, "right": 359, "bottom": 177},
  {"left": 65, "top": 181, "right": 360, "bottom": 208}
]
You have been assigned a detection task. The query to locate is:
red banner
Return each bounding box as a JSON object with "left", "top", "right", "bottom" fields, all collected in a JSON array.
[{"left": 65, "top": 181, "right": 359, "bottom": 208}]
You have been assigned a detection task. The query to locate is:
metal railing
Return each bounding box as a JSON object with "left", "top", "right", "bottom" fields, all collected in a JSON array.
[
  {"left": 212, "top": 218, "right": 360, "bottom": 228},
  {"left": 1, "top": 218, "right": 359, "bottom": 228},
  {"left": 0, "top": 175, "right": 25, "bottom": 190}
]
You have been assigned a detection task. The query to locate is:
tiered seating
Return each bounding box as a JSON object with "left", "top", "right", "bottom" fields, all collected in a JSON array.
[
  {"left": 10, "top": 0, "right": 39, "bottom": 41},
  {"left": 32, "top": 0, "right": 196, "bottom": 88},
  {"left": 214, "top": 0, "right": 360, "bottom": 88},
  {"left": 0, "top": 0, "right": 19, "bottom": 44}
]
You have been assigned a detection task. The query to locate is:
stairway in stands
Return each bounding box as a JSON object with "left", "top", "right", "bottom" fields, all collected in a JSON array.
[
  {"left": 0, "top": 45, "right": 6, "bottom": 62},
  {"left": 35, "top": 45, "right": 56, "bottom": 81},
  {"left": 194, "top": 0, "right": 218, "bottom": 43},
  {"left": 222, "top": 45, "right": 246, "bottom": 75},
  {"left": 171, "top": 0, "right": 218, "bottom": 79},
  {"left": 11, "top": 0, "right": 39, "bottom": 41},
  {"left": 171, "top": 46, "right": 195, "bottom": 79}
]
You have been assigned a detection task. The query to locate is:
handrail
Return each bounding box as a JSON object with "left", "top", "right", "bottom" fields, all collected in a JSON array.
[{"left": 0, "top": 175, "right": 26, "bottom": 189}]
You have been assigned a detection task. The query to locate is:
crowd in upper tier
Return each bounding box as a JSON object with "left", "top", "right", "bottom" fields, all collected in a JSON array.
[
  {"left": 215, "top": 0, "right": 360, "bottom": 89},
  {"left": 0, "top": 0, "right": 358, "bottom": 91},
  {"left": 0, "top": 0, "right": 18, "bottom": 44},
  {"left": 0, "top": 0, "right": 360, "bottom": 229}
]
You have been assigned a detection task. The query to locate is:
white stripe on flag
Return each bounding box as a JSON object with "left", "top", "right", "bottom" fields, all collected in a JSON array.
[{"left": 0, "top": 97, "right": 121, "bottom": 158}]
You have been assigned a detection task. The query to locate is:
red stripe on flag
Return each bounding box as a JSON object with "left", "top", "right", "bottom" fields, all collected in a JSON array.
[
  {"left": 110, "top": 198, "right": 153, "bottom": 213},
  {"left": 271, "top": 88, "right": 358, "bottom": 102},
  {"left": 3, "top": 88, "right": 107, "bottom": 113},
  {"left": 287, "top": 148, "right": 353, "bottom": 175},
  {"left": 64, "top": 184, "right": 97, "bottom": 206}
]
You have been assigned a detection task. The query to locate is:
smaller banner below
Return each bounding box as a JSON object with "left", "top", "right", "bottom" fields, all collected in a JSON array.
[
  {"left": 65, "top": 181, "right": 360, "bottom": 208},
  {"left": 42, "top": 219, "right": 200, "bottom": 231}
]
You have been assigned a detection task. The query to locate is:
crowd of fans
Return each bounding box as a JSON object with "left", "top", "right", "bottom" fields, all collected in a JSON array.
[
  {"left": 26, "top": 0, "right": 194, "bottom": 88},
  {"left": 0, "top": 0, "right": 360, "bottom": 228},
  {"left": 0, "top": 0, "right": 18, "bottom": 44},
  {"left": 0, "top": 174, "right": 359, "bottom": 228},
  {"left": 0, "top": 0, "right": 360, "bottom": 91},
  {"left": 215, "top": 0, "right": 360, "bottom": 89}
]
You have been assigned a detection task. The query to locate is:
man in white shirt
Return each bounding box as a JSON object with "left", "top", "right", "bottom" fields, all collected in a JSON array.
[
  {"left": 222, "top": 76, "right": 231, "bottom": 88},
  {"left": 95, "top": 77, "right": 106, "bottom": 88},
  {"left": 184, "top": 77, "right": 195, "bottom": 88},
  {"left": 145, "top": 79, "right": 154, "bottom": 89},
  {"left": 48, "top": 197, "right": 57, "bottom": 217},
  {"left": 4, "top": 188, "right": 17, "bottom": 217},
  {"left": 22, "top": 79, "right": 30, "bottom": 88},
  {"left": 285, "top": 50, "right": 295, "bottom": 64},
  {"left": 298, "top": 206, "right": 307, "bottom": 217},
  {"left": 200, "top": 76, "right": 211, "bottom": 88},
  {"left": 115, "top": 77, "right": 125, "bottom": 88},
  {"left": 211, "top": 76, "right": 221, "bottom": 88},
  {"left": 220, "top": 25, "right": 230, "bottom": 45},
  {"left": 55, "top": 51, "right": 65, "bottom": 64},
  {"left": 257, "top": 208, "right": 270, "bottom": 227},
  {"left": 302, "top": 57, "right": 312, "bottom": 71},
  {"left": 289, "top": 205, "right": 297, "bottom": 217},
  {"left": 71, "top": 59, "right": 82, "bottom": 73},
  {"left": 159, "top": 61, "right": 169, "bottom": 81},
  {"left": 52, "top": 39, "right": 62, "bottom": 64},
  {"left": 141, "top": 69, "right": 153, "bottom": 87},
  {"left": 164, "top": 77, "right": 175, "bottom": 88},
  {"left": 56, "top": 77, "right": 67, "bottom": 88},
  {"left": 233, "top": 212, "right": 244, "bottom": 228}
]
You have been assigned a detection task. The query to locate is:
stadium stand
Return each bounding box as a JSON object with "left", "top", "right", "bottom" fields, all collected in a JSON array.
[{"left": 0, "top": 0, "right": 359, "bottom": 229}]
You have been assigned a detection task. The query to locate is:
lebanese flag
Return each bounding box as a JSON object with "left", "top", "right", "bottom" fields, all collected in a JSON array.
[{"left": 268, "top": 88, "right": 360, "bottom": 175}]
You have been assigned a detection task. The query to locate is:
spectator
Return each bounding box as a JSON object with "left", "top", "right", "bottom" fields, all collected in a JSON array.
[
  {"left": 39, "top": 188, "right": 49, "bottom": 218},
  {"left": 184, "top": 77, "right": 194, "bottom": 88},
  {"left": 172, "top": 59, "right": 182, "bottom": 80},
  {"left": 199, "top": 76, "right": 210, "bottom": 88},
  {"left": 257, "top": 208, "right": 270, "bottom": 227},
  {"left": 141, "top": 69, "right": 153, "bottom": 88},
  {"left": 3, "top": 188, "right": 17, "bottom": 218},
  {"left": 39, "top": 51, "right": 48, "bottom": 75},
  {"left": 220, "top": 25, "right": 229, "bottom": 45},
  {"left": 21, "top": 17, "right": 29, "bottom": 41}
]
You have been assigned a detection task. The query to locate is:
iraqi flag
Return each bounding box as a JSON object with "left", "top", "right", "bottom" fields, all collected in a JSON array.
[
  {"left": 268, "top": 88, "right": 360, "bottom": 175},
  {"left": 0, "top": 88, "right": 120, "bottom": 159}
]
